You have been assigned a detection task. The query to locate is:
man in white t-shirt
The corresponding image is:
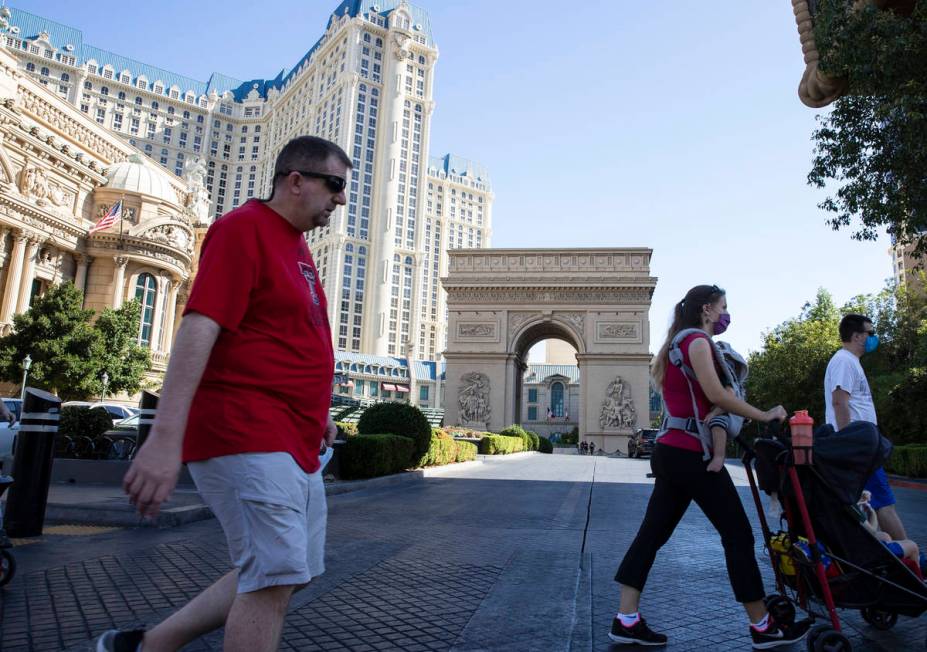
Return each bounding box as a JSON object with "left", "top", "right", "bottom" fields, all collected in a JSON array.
[{"left": 824, "top": 314, "right": 907, "bottom": 541}]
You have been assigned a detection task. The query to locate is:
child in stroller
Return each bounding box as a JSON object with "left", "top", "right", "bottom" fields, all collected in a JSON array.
[
  {"left": 744, "top": 420, "right": 927, "bottom": 651},
  {"left": 857, "top": 490, "right": 925, "bottom": 580}
]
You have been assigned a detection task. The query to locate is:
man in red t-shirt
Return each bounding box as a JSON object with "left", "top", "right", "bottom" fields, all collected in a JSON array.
[{"left": 98, "top": 136, "right": 349, "bottom": 652}]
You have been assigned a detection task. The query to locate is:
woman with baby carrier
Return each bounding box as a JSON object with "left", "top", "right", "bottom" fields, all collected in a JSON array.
[{"left": 609, "top": 284, "right": 811, "bottom": 649}]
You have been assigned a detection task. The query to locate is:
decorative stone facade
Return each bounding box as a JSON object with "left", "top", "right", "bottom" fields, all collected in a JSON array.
[
  {"left": 443, "top": 248, "right": 657, "bottom": 453},
  {"left": 0, "top": 46, "right": 200, "bottom": 380}
]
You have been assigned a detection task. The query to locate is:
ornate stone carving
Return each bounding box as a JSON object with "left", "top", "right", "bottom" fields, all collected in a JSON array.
[
  {"left": 450, "top": 288, "right": 652, "bottom": 305},
  {"left": 458, "top": 372, "right": 491, "bottom": 425},
  {"left": 19, "top": 164, "right": 49, "bottom": 200},
  {"left": 18, "top": 87, "right": 128, "bottom": 164},
  {"left": 597, "top": 322, "right": 639, "bottom": 340},
  {"left": 182, "top": 156, "right": 211, "bottom": 225},
  {"left": 140, "top": 223, "right": 193, "bottom": 252},
  {"left": 114, "top": 256, "right": 129, "bottom": 268},
  {"left": 508, "top": 311, "right": 541, "bottom": 336},
  {"left": 599, "top": 376, "right": 637, "bottom": 430},
  {"left": 556, "top": 312, "right": 584, "bottom": 333},
  {"left": 458, "top": 323, "right": 495, "bottom": 338}
]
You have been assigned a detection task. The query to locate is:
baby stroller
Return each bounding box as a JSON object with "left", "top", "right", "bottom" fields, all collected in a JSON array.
[
  {"left": 0, "top": 466, "right": 15, "bottom": 587},
  {"left": 738, "top": 421, "right": 927, "bottom": 651}
]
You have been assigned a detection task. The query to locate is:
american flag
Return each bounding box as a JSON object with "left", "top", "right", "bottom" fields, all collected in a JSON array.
[{"left": 89, "top": 200, "right": 122, "bottom": 235}]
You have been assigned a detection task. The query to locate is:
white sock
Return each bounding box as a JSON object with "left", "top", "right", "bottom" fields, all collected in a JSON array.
[
  {"left": 617, "top": 611, "right": 640, "bottom": 627},
  {"left": 750, "top": 613, "right": 770, "bottom": 631}
]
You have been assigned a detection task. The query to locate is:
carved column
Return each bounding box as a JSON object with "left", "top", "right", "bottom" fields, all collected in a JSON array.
[
  {"left": 73, "top": 253, "right": 91, "bottom": 294},
  {"left": 0, "top": 232, "right": 27, "bottom": 323},
  {"left": 162, "top": 278, "right": 180, "bottom": 353},
  {"left": 0, "top": 227, "right": 10, "bottom": 268},
  {"left": 112, "top": 256, "right": 129, "bottom": 308},
  {"left": 150, "top": 272, "right": 170, "bottom": 351},
  {"left": 15, "top": 237, "right": 41, "bottom": 314}
]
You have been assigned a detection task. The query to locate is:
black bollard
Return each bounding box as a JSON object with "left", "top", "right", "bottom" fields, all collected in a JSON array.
[
  {"left": 135, "top": 390, "right": 159, "bottom": 454},
  {"left": 4, "top": 388, "right": 61, "bottom": 537}
]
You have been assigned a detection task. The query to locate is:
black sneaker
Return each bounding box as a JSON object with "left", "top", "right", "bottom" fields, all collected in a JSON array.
[
  {"left": 608, "top": 616, "right": 668, "bottom": 646},
  {"left": 95, "top": 629, "right": 145, "bottom": 652},
  {"left": 751, "top": 617, "right": 812, "bottom": 649}
]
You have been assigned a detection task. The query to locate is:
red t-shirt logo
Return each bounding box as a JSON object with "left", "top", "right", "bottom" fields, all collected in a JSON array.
[{"left": 298, "top": 261, "right": 321, "bottom": 306}]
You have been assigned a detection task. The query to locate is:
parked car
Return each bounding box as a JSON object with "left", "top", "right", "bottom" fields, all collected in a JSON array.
[
  {"left": 627, "top": 428, "right": 658, "bottom": 458},
  {"left": 0, "top": 399, "right": 22, "bottom": 459},
  {"left": 61, "top": 401, "right": 139, "bottom": 425}
]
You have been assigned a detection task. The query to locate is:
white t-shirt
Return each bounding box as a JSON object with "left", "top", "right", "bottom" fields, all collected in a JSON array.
[{"left": 824, "top": 348, "right": 877, "bottom": 429}]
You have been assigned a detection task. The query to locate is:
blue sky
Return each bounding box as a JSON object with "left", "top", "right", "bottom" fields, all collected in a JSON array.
[{"left": 24, "top": 1, "right": 893, "bottom": 357}]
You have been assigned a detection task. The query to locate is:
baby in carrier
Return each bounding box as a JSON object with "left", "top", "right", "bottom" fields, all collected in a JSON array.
[{"left": 858, "top": 490, "right": 926, "bottom": 580}]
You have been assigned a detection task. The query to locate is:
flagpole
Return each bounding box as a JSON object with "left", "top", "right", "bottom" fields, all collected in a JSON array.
[{"left": 118, "top": 194, "right": 124, "bottom": 249}]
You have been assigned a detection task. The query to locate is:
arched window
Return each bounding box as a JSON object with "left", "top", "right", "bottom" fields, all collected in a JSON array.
[
  {"left": 551, "top": 382, "right": 565, "bottom": 418},
  {"left": 134, "top": 273, "right": 157, "bottom": 347}
]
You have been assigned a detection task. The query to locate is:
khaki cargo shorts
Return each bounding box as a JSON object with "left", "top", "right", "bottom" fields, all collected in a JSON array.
[{"left": 188, "top": 452, "right": 327, "bottom": 593}]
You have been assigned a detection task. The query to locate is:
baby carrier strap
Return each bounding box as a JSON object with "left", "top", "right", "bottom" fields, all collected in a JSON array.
[{"left": 656, "top": 328, "right": 715, "bottom": 460}]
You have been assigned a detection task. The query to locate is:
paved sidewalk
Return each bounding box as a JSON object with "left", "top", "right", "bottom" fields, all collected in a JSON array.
[{"left": 0, "top": 455, "right": 925, "bottom": 651}]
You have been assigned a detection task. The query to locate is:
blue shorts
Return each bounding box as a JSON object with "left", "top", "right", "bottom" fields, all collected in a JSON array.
[{"left": 864, "top": 467, "right": 896, "bottom": 510}]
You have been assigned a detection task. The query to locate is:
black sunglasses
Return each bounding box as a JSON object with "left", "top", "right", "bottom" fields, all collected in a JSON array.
[{"left": 280, "top": 170, "right": 346, "bottom": 194}]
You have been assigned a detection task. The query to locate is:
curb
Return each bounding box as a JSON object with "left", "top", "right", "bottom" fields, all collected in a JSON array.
[
  {"left": 887, "top": 475, "right": 927, "bottom": 492},
  {"left": 40, "top": 452, "right": 546, "bottom": 527}
]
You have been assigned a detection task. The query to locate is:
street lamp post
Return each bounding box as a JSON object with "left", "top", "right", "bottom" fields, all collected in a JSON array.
[
  {"left": 101, "top": 371, "right": 109, "bottom": 402},
  {"left": 19, "top": 354, "right": 32, "bottom": 403}
]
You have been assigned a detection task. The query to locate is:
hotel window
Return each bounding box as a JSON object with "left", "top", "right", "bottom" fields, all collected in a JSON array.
[
  {"left": 103, "top": 68, "right": 113, "bottom": 80},
  {"left": 25, "top": 62, "right": 35, "bottom": 72},
  {"left": 528, "top": 406, "right": 538, "bottom": 421},
  {"left": 528, "top": 388, "right": 538, "bottom": 403},
  {"left": 135, "top": 273, "right": 157, "bottom": 347}
]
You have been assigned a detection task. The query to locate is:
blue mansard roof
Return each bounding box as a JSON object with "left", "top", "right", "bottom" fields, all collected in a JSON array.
[
  {"left": 428, "top": 154, "right": 492, "bottom": 186},
  {"left": 8, "top": 1, "right": 433, "bottom": 103}
]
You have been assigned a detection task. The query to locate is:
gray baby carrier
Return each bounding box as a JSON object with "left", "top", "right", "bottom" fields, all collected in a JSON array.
[{"left": 656, "top": 328, "right": 749, "bottom": 460}]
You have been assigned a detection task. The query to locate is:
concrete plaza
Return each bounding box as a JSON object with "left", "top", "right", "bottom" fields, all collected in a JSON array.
[{"left": 1, "top": 454, "right": 925, "bottom": 651}]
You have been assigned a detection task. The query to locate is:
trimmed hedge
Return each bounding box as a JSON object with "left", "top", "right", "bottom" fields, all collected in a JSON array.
[
  {"left": 538, "top": 436, "right": 553, "bottom": 454},
  {"left": 884, "top": 444, "right": 927, "bottom": 478},
  {"left": 340, "top": 434, "right": 415, "bottom": 480},
  {"left": 358, "top": 402, "right": 432, "bottom": 463},
  {"left": 422, "top": 435, "right": 479, "bottom": 466},
  {"left": 479, "top": 434, "right": 525, "bottom": 455},
  {"left": 525, "top": 430, "right": 540, "bottom": 451},
  {"left": 456, "top": 440, "right": 478, "bottom": 462},
  {"left": 335, "top": 421, "right": 358, "bottom": 438},
  {"left": 499, "top": 424, "right": 534, "bottom": 451},
  {"left": 59, "top": 406, "right": 115, "bottom": 439}
]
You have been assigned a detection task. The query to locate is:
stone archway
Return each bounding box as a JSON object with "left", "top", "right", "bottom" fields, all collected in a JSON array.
[{"left": 442, "top": 248, "right": 657, "bottom": 453}]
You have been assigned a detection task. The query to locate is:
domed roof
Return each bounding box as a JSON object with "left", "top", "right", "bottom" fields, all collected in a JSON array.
[{"left": 105, "top": 154, "right": 178, "bottom": 204}]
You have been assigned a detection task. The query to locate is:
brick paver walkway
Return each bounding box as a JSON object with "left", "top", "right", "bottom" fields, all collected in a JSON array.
[{"left": 1, "top": 455, "right": 925, "bottom": 651}]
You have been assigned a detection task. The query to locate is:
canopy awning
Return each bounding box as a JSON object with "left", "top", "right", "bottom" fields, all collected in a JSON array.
[
  {"left": 382, "top": 383, "right": 397, "bottom": 391},
  {"left": 394, "top": 384, "right": 410, "bottom": 393}
]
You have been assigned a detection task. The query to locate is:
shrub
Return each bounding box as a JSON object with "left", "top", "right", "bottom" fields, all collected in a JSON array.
[
  {"left": 335, "top": 421, "right": 358, "bottom": 439},
  {"left": 499, "top": 424, "right": 533, "bottom": 451},
  {"left": 884, "top": 444, "right": 927, "bottom": 479},
  {"left": 456, "top": 440, "right": 478, "bottom": 462},
  {"left": 538, "top": 436, "right": 553, "bottom": 454},
  {"left": 432, "top": 427, "right": 452, "bottom": 440},
  {"left": 421, "top": 436, "right": 479, "bottom": 466},
  {"left": 340, "top": 434, "right": 415, "bottom": 480},
  {"left": 479, "top": 434, "right": 525, "bottom": 455},
  {"left": 58, "top": 406, "right": 114, "bottom": 439},
  {"left": 525, "top": 430, "right": 540, "bottom": 451},
  {"left": 358, "top": 402, "right": 431, "bottom": 463}
]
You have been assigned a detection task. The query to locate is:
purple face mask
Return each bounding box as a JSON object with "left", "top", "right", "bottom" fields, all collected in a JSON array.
[{"left": 713, "top": 313, "right": 731, "bottom": 335}]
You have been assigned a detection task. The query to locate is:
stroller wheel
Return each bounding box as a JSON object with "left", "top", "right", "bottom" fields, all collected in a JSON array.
[
  {"left": 0, "top": 549, "right": 15, "bottom": 587},
  {"left": 860, "top": 607, "right": 897, "bottom": 631},
  {"left": 807, "top": 626, "right": 851, "bottom": 652},
  {"left": 764, "top": 593, "right": 796, "bottom": 626}
]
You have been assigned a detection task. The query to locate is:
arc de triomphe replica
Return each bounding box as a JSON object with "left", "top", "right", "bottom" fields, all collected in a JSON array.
[{"left": 442, "top": 248, "right": 657, "bottom": 453}]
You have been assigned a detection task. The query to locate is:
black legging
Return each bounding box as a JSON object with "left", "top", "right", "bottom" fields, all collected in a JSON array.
[{"left": 616, "top": 443, "right": 765, "bottom": 603}]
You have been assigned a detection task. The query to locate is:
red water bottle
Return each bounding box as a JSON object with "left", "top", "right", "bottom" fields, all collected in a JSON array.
[{"left": 790, "top": 410, "right": 814, "bottom": 465}]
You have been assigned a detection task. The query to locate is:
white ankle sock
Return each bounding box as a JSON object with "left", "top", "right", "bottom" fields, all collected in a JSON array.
[
  {"left": 617, "top": 611, "right": 640, "bottom": 627},
  {"left": 750, "top": 613, "right": 770, "bottom": 631}
]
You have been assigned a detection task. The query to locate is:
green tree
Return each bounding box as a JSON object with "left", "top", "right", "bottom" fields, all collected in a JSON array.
[
  {"left": 746, "top": 289, "right": 842, "bottom": 425},
  {"left": 89, "top": 300, "right": 151, "bottom": 398},
  {"left": 807, "top": 0, "right": 927, "bottom": 255},
  {"left": 0, "top": 283, "right": 151, "bottom": 400}
]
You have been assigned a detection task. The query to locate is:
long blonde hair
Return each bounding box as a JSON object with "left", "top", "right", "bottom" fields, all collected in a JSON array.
[{"left": 652, "top": 284, "right": 725, "bottom": 391}]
